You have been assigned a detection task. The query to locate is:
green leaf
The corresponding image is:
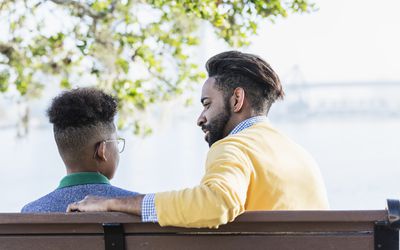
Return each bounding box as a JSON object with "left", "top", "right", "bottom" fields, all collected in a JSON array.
[
  {"left": 0, "top": 71, "right": 10, "bottom": 92},
  {"left": 116, "top": 58, "right": 129, "bottom": 73},
  {"left": 76, "top": 40, "right": 88, "bottom": 55},
  {"left": 91, "top": 0, "right": 111, "bottom": 12},
  {"left": 15, "top": 78, "right": 28, "bottom": 96},
  {"left": 60, "top": 78, "right": 71, "bottom": 89}
]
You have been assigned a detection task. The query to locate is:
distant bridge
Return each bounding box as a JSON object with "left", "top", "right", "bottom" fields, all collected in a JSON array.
[
  {"left": 284, "top": 81, "right": 400, "bottom": 90},
  {"left": 271, "top": 81, "right": 400, "bottom": 119}
]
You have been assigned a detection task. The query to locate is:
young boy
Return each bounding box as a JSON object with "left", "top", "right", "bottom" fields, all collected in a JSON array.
[{"left": 22, "top": 87, "right": 138, "bottom": 212}]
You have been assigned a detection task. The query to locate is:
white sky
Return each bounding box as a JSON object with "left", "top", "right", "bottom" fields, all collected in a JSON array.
[{"left": 203, "top": 0, "right": 400, "bottom": 83}]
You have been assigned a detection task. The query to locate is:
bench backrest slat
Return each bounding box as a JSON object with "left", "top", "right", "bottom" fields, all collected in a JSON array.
[{"left": 0, "top": 210, "right": 395, "bottom": 250}]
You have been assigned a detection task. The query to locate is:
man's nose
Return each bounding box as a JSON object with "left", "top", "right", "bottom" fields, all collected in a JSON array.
[{"left": 197, "top": 113, "right": 206, "bottom": 127}]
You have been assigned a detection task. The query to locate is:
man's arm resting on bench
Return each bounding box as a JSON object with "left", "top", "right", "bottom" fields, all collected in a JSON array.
[{"left": 67, "top": 195, "right": 145, "bottom": 216}]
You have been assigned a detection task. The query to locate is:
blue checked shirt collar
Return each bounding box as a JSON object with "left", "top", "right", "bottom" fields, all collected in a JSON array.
[{"left": 229, "top": 116, "right": 267, "bottom": 135}]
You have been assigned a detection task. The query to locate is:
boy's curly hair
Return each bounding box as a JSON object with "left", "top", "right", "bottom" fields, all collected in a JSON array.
[{"left": 48, "top": 87, "right": 117, "bottom": 130}]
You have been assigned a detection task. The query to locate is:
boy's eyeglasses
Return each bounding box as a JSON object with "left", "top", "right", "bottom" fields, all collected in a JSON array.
[{"left": 93, "top": 138, "right": 125, "bottom": 159}]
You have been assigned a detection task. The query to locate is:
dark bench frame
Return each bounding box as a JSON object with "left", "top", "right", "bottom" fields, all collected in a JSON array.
[{"left": 1, "top": 200, "right": 399, "bottom": 250}]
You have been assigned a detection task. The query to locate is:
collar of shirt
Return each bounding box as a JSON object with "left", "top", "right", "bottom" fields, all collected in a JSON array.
[
  {"left": 229, "top": 116, "right": 268, "bottom": 135},
  {"left": 57, "top": 172, "right": 110, "bottom": 189}
]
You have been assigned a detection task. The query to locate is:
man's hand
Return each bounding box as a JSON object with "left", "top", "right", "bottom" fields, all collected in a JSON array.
[
  {"left": 67, "top": 195, "right": 111, "bottom": 212},
  {"left": 67, "top": 195, "right": 145, "bottom": 215}
]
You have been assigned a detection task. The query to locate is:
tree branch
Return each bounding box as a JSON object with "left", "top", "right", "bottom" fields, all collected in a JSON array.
[
  {"left": 147, "top": 67, "right": 176, "bottom": 91},
  {"left": 0, "top": 43, "right": 14, "bottom": 58},
  {"left": 49, "top": 0, "right": 117, "bottom": 19},
  {"left": 0, "top": 0, "right": 11, "bottom": 11}
]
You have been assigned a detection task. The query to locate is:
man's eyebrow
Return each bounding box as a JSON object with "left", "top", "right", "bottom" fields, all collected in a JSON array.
[{"left": 200, "top": 97, "right": 209, "bottom": 104}]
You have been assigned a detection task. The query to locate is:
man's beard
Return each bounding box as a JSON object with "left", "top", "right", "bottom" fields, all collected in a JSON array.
[{"left": 202, "top": 102, "right": 231, "bottom": 147}]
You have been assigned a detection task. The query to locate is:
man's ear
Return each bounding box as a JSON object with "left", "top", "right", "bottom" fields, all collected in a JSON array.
[
  {"left": 96, "top": 142, "right": 108, "bottom": 162},
  {"left": 231, "top": 87, "right": 245, "bottom": 113}
]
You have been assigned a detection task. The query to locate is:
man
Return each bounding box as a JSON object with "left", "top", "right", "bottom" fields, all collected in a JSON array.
[
  {"left": 67, "top": 51, "right": 329, "bottom": 227},
  {"left": 21, "top": 87, "right": 138, "bottom": 213}
]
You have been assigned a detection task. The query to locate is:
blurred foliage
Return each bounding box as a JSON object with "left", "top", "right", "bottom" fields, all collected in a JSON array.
[{"left": 0, "top": 0, "right": 315, "bottom": 134}]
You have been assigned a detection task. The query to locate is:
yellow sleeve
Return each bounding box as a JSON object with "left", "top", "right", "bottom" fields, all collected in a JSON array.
[{"left": 155, "top": 139, "right": 252, "bottom": 228}]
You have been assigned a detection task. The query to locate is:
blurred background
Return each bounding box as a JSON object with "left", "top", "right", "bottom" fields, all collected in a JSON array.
[{"left": 0, "top": 0, "right": 399, "bottom": 212}]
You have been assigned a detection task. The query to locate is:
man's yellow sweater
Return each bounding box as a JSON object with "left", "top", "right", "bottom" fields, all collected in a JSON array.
[{"left": 155, "top": 121, "right": 329, "bottom": 228}]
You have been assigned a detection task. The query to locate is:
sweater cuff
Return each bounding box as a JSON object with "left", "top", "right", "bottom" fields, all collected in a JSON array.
[{"left": 141, "top": 193, "right": 158, "bottom": 222}]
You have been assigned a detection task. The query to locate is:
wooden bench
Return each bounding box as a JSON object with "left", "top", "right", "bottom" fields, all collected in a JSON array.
[{"left": 1, "top": 200, "right": 399, "bottom": 250}]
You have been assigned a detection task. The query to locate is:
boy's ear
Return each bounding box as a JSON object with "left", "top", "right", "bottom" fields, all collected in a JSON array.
[{"left": 96, "top": 142, "right": 108, "bottom": 161}]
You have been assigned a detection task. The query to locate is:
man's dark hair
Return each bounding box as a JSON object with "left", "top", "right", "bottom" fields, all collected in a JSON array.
[
  {"left": 47, "top": 87, "right": 118, "bottom": 159},
  {"left": 206, "top": 51, "right": 284, "bottom": 114}
]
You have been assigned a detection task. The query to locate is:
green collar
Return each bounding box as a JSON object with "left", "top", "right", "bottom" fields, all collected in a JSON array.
[{"left": 58, "top": 172, "right": 110, "bottom": 189}]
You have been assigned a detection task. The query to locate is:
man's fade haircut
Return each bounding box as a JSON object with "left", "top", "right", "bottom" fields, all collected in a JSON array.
[
  {"left": 47, "top": 87, "right": 118, "bottom": 158},
  {"left": 206, "top": 51, "right": 284, "bottom": 114}
]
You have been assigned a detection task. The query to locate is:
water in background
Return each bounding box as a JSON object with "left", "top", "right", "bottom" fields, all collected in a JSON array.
[{"left": 1, "top": 83, "right": 400, "bottom": 212}]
